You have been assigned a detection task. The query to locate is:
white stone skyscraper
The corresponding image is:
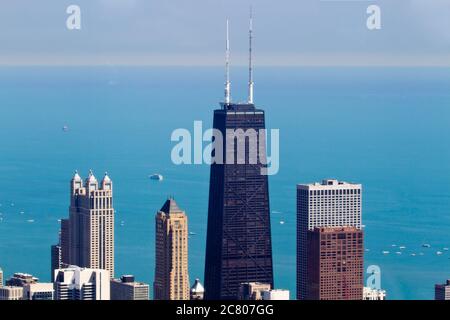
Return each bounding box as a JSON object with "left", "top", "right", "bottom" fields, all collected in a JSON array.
[
  {"left": 63, "top": 170, "right": 115, "bottom": 278},
  {"left": 296, "top": 179, "right": 362, "bottom": 300}
]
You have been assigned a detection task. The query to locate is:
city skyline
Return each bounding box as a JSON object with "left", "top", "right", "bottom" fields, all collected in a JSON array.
[{"left": 0, "top": 4, "right": 449, "bottom": 302}]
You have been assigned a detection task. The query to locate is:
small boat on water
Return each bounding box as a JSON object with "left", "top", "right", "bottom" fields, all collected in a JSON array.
[
  {"left": 149, "top": 174, "right": 164, "bottom": 181},
  {"left": 27, "top": 219, "right": 35, "bottom": 223},
  {"left": 411, "top": 253, "right": 416, "bottom": 257},
  {"left": 422, "top": 244, "right": 431, "bottom": 248},
  {"left": 391, "top": 244, "right": 397, "bottom": 247},
  {"left": 382, "top": 251, "right": 390, "bottom": 255},
  {"left": 399, "top": 246, "right": 406, "bottom": 250},
  {"left": 62, "top": 125, "right": 69, "bottom": 132},
  {"left": 279, "top": 221, "right": 285, "bottom": 225},
  {"left": 436, "top": 251, "right": 443, "bottom": 255},
  {"left": 443, "top": 248, "right": 449, "bottom": 251},
  {"left": 189, "top": 232, "right": 197, "bottom": 236}
]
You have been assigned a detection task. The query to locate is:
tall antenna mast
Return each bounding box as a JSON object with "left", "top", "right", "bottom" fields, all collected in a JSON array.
[
  {"left": 224, "top": 19, "right": 231, "bottom": 105},
  {"left": 248, "top": 7, "right": 254, "bottom": 104}
]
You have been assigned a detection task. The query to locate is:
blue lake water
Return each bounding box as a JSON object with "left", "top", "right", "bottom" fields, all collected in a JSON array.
[{"left": 0, "top": 67, "right": 449, "bottom": 300}]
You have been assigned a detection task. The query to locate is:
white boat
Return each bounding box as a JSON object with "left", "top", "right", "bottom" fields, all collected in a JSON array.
[
  {"left": 391, "top": 244, "right": 397, "bottom": 247},
  {"left": 149, "top": 174, "right": 164, "bottom": 181},
  {"left": 436, "top": 251, "right": 443, "bottom": 255},
  {"left": 62, "top": 125, "right": 69, "bottom": 132},
  {"left": 443, "top": 248, "right": 449, "bottom": 251},
  {"left": 189, "top": 232, "right": 197, "bottom": 236},
  {"left": 422, "top": 244, "right": 431, "bottom": 248},
  {"left": 411, "top": 253, "right": 416, "bottom": 257},
  {"left": 396, "top": 252, "right": 402, "bottom": 255},
  {"left": 382, "top": 251, "right": 390, "bottom": 255},
  {"left": 279, "top": 221, "right": 285, "bottom": 225},
  {"left": 399, "top": 246, "right": 406, "bottom": 250},
  {"left": 27, "top": 219, "right": 35, "bottom": 223}
]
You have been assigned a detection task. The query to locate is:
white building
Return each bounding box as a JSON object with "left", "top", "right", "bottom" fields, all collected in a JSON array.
[
  {"left": 262, "top": 289, "right": 290, "bottom": 300},
  {"left": 0, "top": 268, "right": 3, "bottom": 287},
  {"left": 23, "top": 283, "right": 54, "bottom": 300},
  {"left": 54, "top": 266, "right": 110, "bottom": 300},
  {"left": 0, "top": 286, "right": 23, "bottom": 300},
  {"left": 363, "top": 287, "right": 386, "bottom": 300}
]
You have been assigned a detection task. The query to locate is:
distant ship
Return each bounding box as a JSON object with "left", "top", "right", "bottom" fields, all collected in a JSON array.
[
  {"left": 149, "top": 174, "right": 164, "bottom": 181},
  {"left": 399, "top": 246, "right": 406, "bottom": 250},
  {"left": 279, "top": 220, "right": 285, "bottom": 225},
  {"left": 382, "top": 251, "right": 390, "bottom": 255},
  {"left": 189, "top": 232, "right": 197, "bottom": 236},
  {"left": 27, "top": 219, "right": 35, "bottom": 223},
  {"left": 436, "top": 251, "right": 443, "bottom": 255},
  {"left": 62, "top": 125, "right": 69, "bottom": 132},
  {"left": 411, "top": 253, "right": 416, "bottom": 257},
  {"left": 422, "top": 244, "right": 431, "bottom": 248}
]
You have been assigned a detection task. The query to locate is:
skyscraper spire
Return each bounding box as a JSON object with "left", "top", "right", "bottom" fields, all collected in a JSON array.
[
  {"left": 248, "top": 7, "right": 254, "bottom": 105},
  {"left": 224, "top": 19, "right": 231, "bottom": 105}
]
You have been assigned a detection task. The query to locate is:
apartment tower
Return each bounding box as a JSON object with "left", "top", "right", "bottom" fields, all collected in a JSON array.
[
  {"left": 62, "top": 170, "right": 114, "bottom": 278},
  {"left": 153, "top": 199, "right": 190, "bottom": 300},
  {"left": 297, "top": 179, "right": 362, "bottom": 300}
]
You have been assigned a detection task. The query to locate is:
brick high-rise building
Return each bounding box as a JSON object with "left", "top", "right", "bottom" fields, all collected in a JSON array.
[
  {"left": 297, "top": 179, "right": 362, "bottom": 300},
  {"left": 307, "top": 227, "right": 363, "bottom": 300},
  {"left": 153, "top": 199, "right": 190, "bottom": 300}
]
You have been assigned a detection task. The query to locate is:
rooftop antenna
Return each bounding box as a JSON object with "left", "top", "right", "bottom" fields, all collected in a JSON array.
[
  {"left": 248, "top": 7, "right": 254, "bottom": 104},
  {"left": 224, "top": 19, "right": 231, "bottom": 106}
]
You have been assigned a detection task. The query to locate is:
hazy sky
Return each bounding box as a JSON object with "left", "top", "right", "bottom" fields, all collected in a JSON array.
[{"left": 0, "top": 0, "right": 450, "bottom": 66}]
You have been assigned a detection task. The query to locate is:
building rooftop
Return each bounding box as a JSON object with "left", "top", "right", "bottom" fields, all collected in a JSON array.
[
  {"left": 159, "top": 198, "right": 183, "bottom": 215},
  {"left": 190, "top": 279, "right": 205, "bottom": 294},
  {"left": 297, "top": 179, "right": 361, "bottom": 189}
]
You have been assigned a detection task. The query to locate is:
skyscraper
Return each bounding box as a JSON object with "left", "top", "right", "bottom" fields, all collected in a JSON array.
[
  {"left": 307, "top": 227, "right": 364, "bottom": 300},
  {"left": 54, "top": 266, "right": 110, "bottom": 300},
  {"left": 51, "top": 231, "right": 62, "bottom": 280},
  {"left": 297, "top": 179, "right": 362, "bottom": 300},
  {"left": 62, "top": 170, "right": 114, "bottom": 278},
  {"left": 204, "top": 17, "right": 273, "bottom": 300},
  {"left": 153, "top": 198, "right": 190, "bottom": 300},
  {"left": 435, "top": 280, "right": 450, "bottom": 300},
  {"left": 60, "top": 218, "right": 70, "bottom": 265}
]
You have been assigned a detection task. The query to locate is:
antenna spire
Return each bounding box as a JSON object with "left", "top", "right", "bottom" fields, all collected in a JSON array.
[
  {"left": 224, "top": 19, "right": 231, "bottom": 105},
  {"left": 248, "top": 7, "right": 254, "bottom": 104}
]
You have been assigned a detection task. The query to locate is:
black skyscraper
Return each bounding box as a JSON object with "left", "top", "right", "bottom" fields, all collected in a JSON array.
[{"left": 204, "top": 16, "right": 273, "bottom": 300}]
